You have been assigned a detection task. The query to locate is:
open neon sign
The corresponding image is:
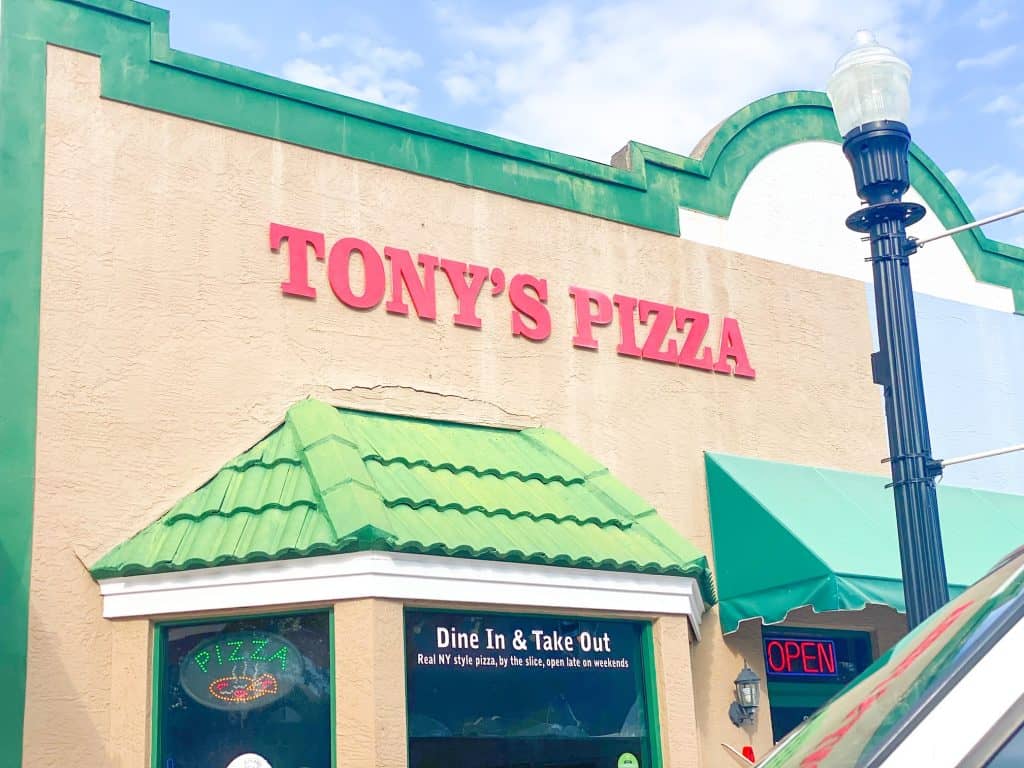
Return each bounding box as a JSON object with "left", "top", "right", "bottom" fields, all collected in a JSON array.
[{"left": 763, "top": 637, "right": 838, "bottom": 678}]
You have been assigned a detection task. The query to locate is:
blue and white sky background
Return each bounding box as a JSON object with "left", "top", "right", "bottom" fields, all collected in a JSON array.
[{"left": 154, "top": 0, "right": 1024, "bottom": 247}]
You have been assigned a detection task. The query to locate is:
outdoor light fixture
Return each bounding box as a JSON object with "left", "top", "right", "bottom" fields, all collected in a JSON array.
[
  {"left": 728, "top": 664, "right": 761, "bottom": 726},
  {"left": 828, "top": 32, "right": 949, "bottom": 630}
]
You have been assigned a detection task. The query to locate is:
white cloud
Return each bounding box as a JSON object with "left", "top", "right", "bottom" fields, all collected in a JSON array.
[
  {"left": 434, "top": 0, "right": 924, "bottom": 163},
  {"left": 955, "top": 165, "right": 1024, "bottom": 216},
  {"left": 443, "top": 74, "right": 481, "bottom": 103},
  {"left": 979, "top": 86, "right": 1024, "bottom": 129},
  {"left": 201, "top": 22, "right": 263, "bottom": 58},
  {"left": 297, "top": 32, "right": 347, "bottom": 52},
  {"left": 977, "top": 10, "right": 1009, "bottom": 29},
  {"left": 956, "top": 44, "right": 1017, "bottom": 70},
  {"left": 283, "top": 59, "right": 419, "bottom": 111},
  {"left": 441, "top": 52, "right": 490, "bottom": 105},
  {"left": 983, "top": 94, "right": 1018, "bottom": 113},
  {"left": 961, "top": 0, "right": 1013, "bottom": 29},
  {"left": 939, "top": 165, "right": 1024, "bottom": 253},
  {"left": 959, "top": 0, "right": 1013, "bottom": 29},
  {"left": 282, "top": 39, "right": 423, "bottom": 111},
  {"left": 946, "top": 168, "right": 969, "bottom": 186}
]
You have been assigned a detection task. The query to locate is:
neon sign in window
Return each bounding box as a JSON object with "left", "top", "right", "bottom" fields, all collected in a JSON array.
[
  {"left": 157, "top": 613, "right": 331, "bottom": 768},
  {"left": 763, "top": 636, "right": 839, "bottom": 678}
]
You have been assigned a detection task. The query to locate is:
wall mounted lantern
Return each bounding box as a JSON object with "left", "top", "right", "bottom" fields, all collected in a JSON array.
[{"left": 729, "top": 664, "right": 761, "bottom": 726}]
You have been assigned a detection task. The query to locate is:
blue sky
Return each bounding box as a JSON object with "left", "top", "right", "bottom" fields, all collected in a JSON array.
[{"left": 153, "top": 0, "right": 1023, "bottom": 246}]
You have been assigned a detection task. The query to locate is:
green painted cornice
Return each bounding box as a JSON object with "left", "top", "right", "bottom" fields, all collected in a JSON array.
[{"left": 6, "top": 0, "right": 1024, "bottom": 304}]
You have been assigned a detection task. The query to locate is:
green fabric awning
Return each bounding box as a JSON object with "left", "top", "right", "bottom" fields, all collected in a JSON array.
[
  {"left": 706, "top": 452, "right": 1024, "bottom": 633},
  {"left": 92, "top": 399, "right": 715, "bottom": 606}
]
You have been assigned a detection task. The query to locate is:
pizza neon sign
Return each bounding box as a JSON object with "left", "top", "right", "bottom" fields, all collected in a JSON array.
[
  {"left": 179, "top": 631, "right": 303, "bottom": 710},
  {"left": 209, "top": 673, "right": 279, "bottom": 704}
]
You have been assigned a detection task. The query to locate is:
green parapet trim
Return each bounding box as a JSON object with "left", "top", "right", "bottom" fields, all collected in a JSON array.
[
  {"left": 5, "top": 0, "right": 1024, "bottom": 297},
  {"left": 0, "top": 2, "right": 48, "bottom": 763},
  {"left": 706, "top": 452, "right": 1024, "bottom": 633},
  {"left": 92, "top": 399, "right": 716, "bottom": 608},
  {"left": 907, "top": 147, "right": 1024, "bottom": 310},
  {"left": 625, "top": 92, "right": 844, "bottom": 221}
]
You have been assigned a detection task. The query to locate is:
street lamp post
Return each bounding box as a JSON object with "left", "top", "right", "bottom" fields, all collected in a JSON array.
[{"left": 828, "top": 32, "right": 950, "bottom": 629}]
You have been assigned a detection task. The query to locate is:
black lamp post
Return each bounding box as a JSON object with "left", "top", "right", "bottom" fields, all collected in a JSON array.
[{"left": 828, "top": 32, "right": 949, "bottom": 629}]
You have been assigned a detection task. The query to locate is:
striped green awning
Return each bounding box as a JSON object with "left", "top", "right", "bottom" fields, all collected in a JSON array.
[
  {"left": 92, "top": 399, "right": 715, "bottom": 606},
  {"left": 706, "top": 452, "right": 1024, "bottom": 632}
]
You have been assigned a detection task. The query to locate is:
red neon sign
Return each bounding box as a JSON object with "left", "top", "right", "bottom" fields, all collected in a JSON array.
[{"left": 763, "top": 637, "right": 838, "bottom": 677}]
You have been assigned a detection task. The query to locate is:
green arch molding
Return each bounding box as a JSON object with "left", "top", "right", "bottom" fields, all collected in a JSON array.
[{"left": 2, "top": 0, "right": 1024, "bottom": 761}]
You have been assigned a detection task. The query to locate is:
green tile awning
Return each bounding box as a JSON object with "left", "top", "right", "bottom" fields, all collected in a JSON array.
[
  {"left": 92, "top": 399, "right": 715, "bottom": 605},
  {"left": 706, "top": 452, "right": 1024, "bottom": 633}
]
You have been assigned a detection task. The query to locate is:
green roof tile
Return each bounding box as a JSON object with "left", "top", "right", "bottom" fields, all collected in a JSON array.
[{"left": 91, "top": 399, "right": 714, "bottom": 605}]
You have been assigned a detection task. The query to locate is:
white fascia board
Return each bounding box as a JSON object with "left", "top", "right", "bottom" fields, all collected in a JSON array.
[{"left": 98, "top": 551, "right": 706, "bottom": 638}]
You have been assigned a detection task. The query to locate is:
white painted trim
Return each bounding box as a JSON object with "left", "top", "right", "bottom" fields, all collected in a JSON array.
[{"left": 98, "top": 551, "right": 706, "bottom": 637}]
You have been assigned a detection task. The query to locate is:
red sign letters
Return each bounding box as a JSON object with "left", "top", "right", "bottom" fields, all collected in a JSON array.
[
  {"left": 764, "top": 637, "right": 838, "bottom": 677},
  {"left": 270, "top": 222, "right": 755, "bottom": 378}
]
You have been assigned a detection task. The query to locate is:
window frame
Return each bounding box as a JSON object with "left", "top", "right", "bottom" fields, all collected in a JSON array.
[
  {"left": 401, "top": 606, "right": 666, "bottom": 768},
  {"left": 150, "top": 607, "right": 336, "bottom": 768}
]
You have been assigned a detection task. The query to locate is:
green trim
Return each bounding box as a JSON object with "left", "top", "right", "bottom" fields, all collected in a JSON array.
[
  {"left": 765, "top": 681, "right": 848, "bottom": 709},
  {"left": 908, "top": 148, "right": 1024, "bottom": 310},
  {"left": 0, "top": 1, "right": 49, "bottom": 762},
  {"left": 149, "top": 623, "right": 163, "bottom": 768},
  {"left": 329, "top": 606, "right": 337, "bottom": 768},
  {"left": 5, "top": 2, "right": 1023, "bottom": 310},
  {"left": 150, "top": 607, "right": 334, "bottom": 767},
  {"left": 641, "top": 622, "right": 665, "bottom": 768}
]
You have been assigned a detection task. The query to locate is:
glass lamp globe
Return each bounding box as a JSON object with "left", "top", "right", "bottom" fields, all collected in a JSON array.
[
  {"left": 827, "top": 30, "right": 912, "bottom": 137},
  {"left": 734, "top": 664, "right": 761, "bottom": 710}
]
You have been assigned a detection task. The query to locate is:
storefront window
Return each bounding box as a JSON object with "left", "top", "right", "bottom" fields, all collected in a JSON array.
[
  {"left": 156, "top": 612, "right": 332, "bottom": 768},
  {"left": 405, "top": 610, "right": 655, "bottom": 768},
  {"left": 762, "top": 627, "right": 873, "bottom": 741}
]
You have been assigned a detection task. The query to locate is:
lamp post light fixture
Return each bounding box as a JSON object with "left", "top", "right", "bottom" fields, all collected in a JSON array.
[
  {"left": 728, "top": 664, "right": 761, "bottom": 726},
  {"left": 827, "top": 31, "right": 949, "bottom": 630}
]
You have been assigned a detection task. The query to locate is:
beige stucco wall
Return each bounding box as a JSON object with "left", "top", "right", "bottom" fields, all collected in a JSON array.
[
  {"left": 651, "top": 615, "right": 700, "bottom": 768},
  {"left": 107, "top": 619, "right": 151, "bottom": 766},
  {"left": 335, "top": 599, "right": 408, "bottom": 768},
  {"left": 27, "top": 46, "right": 890, "bottom": 765}
]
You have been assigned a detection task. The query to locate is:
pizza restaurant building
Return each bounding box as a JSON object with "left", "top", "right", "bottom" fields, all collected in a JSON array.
[{"left": 4, "top": 2, "right": 1024, "bottom": 767}]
